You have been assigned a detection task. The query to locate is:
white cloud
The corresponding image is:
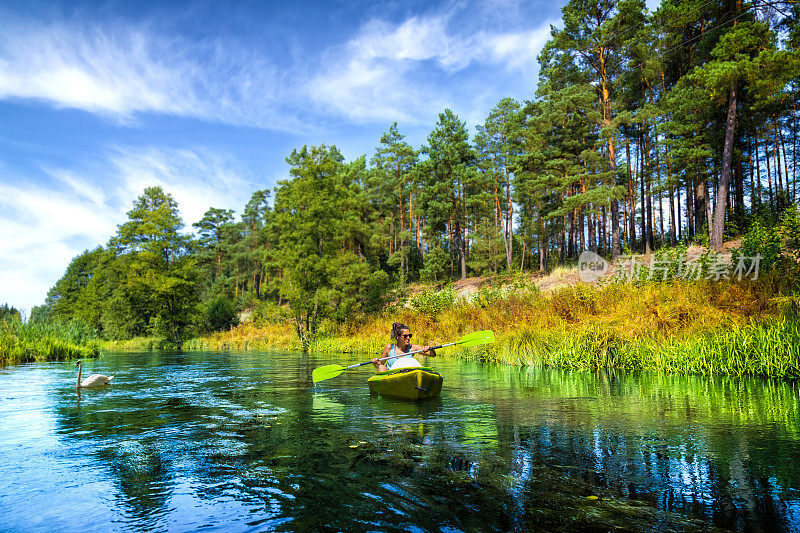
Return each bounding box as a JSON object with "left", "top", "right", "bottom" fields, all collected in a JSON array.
[
  {"left": 108, "top": 147, "right": 260, "bottom": 226},
  {"left": 308, "top": 13, "right": 556, "bottom": 123},
  {"left": 0, "top": 147, "right": 261, "bottom": 313},
  {"left": 0, "top": 177, "right": 117, "bottom": 315},
  {"left": 0, "top": 17, "right": 303, "bottom": 131}
]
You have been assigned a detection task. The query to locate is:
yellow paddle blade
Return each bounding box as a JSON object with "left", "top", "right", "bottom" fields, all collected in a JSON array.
[
  {"left": 458, "top": 330, "right": 495, "bottom": 347},
  {"left": 312, "top": 364, "right": 346, "bottom": 384}
]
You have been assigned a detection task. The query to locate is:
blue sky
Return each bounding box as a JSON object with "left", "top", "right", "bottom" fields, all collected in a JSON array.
[{"left": 0, "top": 0, "right": 660, "bottom": 314}]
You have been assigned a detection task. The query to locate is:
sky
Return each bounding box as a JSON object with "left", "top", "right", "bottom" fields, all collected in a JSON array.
[{"left": 0, "top": 0, "right": 661, "bottom": 315}]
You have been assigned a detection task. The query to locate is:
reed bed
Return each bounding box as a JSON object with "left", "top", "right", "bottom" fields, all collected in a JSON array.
[
  {"left": 101, "top": 337, "right": 166, "bottom": 351},
  {"left": 186, "top": 277, "right": 798, "bottom": 376},
  {"left": 0, "top": 319, "right": 100, "bottom": 365}
]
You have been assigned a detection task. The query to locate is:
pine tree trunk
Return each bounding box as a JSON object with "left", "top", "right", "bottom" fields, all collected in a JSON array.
[
  {"left": 686, "top": 179, "right": 694, "bottom": 238},
  {"left": 676, "top": 186, "right": 682, "bottom": 241},
  {"left": 712, "top": 80, "right": 738, "bottom": 249},
  {"left": 780, "top": 120, "right": 790, "bottom": 202},
  {"left": 704, "top": 180, "right": 713, "bottom": 242},
  {"left": 656, "top": 138, "right": 664, "bottom": 247},
  {"left": 504, "top": 170, "right": 513, "bottom": 270},
  {"left": 766, "top": 137, "right": 774, "bottom": 209},
  {"left": 751, "top": 136, "right": 759, "bottom": 207},
  {"left": 640, "top": 134, "right": 648, "bottom": 253},
  {"left": 569, "top": 209, "right": 576, "bottom": 259},
  {"left": 669, "top": 184, "right": 676, "bottom": 245},
  {"left": 644, "top": 127, "right": 653, "bottom": 253},
  {"left": 599, "top": 50, "right": 621, "bottom": 257},
  {"left": 625, "top": 127, "right": 636, "bottom": 251},
  {"left": 734, "top": 141, "right": 745, "bottom": 218},
  {"left": 775, "top": 118, "right": 784, "bottom": 200}
]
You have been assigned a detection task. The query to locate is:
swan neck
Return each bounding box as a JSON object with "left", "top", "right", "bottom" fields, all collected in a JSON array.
[{"left": 76, "top": 361, "right": 82, "bottom": 388}]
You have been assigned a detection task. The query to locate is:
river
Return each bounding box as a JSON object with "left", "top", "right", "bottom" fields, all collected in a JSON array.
[{"left": 0, "top": 351, "right": 798, "bottom": 532}]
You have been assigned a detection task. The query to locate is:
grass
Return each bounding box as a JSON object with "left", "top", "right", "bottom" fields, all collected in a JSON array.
[
  {"left": 186, "top": 274, "right": 799, "bottom": 377},
  {"left": 101, "top": 337, "right": 171, "bottom": 351},
  {"left": 0, "top": 318, "right": 101, "bottom": 365}
]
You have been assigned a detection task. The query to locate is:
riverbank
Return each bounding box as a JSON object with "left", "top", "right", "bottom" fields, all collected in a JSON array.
[
  {"left": 184, "top": 275, "right": 800, "bottom": 378},
  {"left": 0, "top": 319, "right": 100, "bottom": 366}
]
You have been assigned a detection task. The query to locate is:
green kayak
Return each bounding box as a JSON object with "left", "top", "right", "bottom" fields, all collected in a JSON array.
[{"left": 367, "top": 367, "right": 443, "bottom": 401}]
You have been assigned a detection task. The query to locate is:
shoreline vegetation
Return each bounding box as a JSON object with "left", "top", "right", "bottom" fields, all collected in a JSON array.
[
  {"left": 4, "top": 258, "right": 800, "bottom": 377},
  {"left": 0, "top": 305, "right": 100, "bottom": 365},
  {"left": 176, "top": 273, "right": 800, "bottom": 378},
  {"left": 4, "top": 2, "right": 799, "bottom": 376}
]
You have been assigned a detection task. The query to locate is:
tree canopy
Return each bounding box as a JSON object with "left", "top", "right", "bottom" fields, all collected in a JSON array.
[{"left": 39, "top": 0, "right": 800, "bottom": 347}]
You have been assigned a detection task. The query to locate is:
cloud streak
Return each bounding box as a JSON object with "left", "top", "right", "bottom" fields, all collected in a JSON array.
[
  {"left": 0, "top": 16, "right": 302, "bottom": 130},
  {"left": 308, "top": 13, "right": 556, "bottom": 123},
  {"left": 0, "top": 8, "right": 556, "bottom": 130},
  {"left": 0, "top": 146, "right": 261, "bottom": 313}
]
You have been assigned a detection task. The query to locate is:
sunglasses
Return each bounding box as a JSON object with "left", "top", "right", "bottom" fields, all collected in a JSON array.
[{"left": 400, "top": 333, "right": 413, "bottom": 339}]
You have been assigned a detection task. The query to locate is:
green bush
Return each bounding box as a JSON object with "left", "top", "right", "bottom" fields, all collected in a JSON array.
[
  {"left": 410, "top": 288, "right": 456, "bottom": 320},
  {"left": 250, "top": 300, "right": 286, "bottom": 327},
  {"left": 0, "top": 304, "right": 21, "bottom": 323},
  {"left": 364, "top": 270, "right": 393, "bottom": 314},
  {"left": 735, "top": 207, "right": 800, "bottom": 280},
  {"left": 419, "top": 246, "right": 450, "bottom": 282},
  {"left": 470, "top": 286, "right": 504, "bottom": 308},
  {"left": 203, "top": 295, "right": 239, "bottom": 332}
]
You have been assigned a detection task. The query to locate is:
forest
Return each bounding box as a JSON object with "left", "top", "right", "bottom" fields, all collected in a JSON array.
[{"left": 9, "top": 0, "right": 800, "bottom": 359}]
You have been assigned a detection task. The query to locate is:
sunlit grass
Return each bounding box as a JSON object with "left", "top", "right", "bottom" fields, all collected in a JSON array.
[
  {"left": 101, "top": 337, "right": 164, "bottom": 351},
  {"left": 186, "top": 277, "right": 798, "bottom": 376},
  {"left": 0, "top": 318, "right": 100, "bottom": 365}
]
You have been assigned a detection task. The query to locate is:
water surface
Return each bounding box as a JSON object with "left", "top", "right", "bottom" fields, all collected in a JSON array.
[{"left": 1, "top": 351, "right": 799, "bottom": 531}]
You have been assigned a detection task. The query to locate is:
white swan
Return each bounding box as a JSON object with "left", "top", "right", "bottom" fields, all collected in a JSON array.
[{"left": 75, "top": 360, "right": 114, "bottom": 388}]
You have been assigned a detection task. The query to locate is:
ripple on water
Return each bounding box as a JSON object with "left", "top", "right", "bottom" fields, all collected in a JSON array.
[{"left": 1, "top": 354, "right": 800, "bottom": 531}]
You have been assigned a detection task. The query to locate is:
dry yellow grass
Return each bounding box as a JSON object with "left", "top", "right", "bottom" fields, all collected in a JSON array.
[{"left": 188, "top": 277, "right": 784, "bottom": 370}]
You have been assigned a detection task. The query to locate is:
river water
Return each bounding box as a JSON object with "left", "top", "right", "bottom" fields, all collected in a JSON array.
[{"left": 0, "top": 351, "right": 798, "bottom": 532}]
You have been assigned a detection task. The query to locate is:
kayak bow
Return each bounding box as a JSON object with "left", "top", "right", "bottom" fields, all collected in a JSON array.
[{"left": 367, "top": 367, "right": 443, "bottom": 401}]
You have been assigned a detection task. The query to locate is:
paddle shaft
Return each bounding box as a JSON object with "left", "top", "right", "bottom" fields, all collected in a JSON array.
[{"left": 345, "top": 340, "right": 459, "bottom": 370}]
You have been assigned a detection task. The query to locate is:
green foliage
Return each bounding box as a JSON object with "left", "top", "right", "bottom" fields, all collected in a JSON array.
[
  {"left": 420, "top": 109, "right": 477, "bottom": 280},
  {"left": 0, "top": 304, "right": 21, "bottom": 323},
  {"left": 467, "top": 222, "right": 506, "bottom": 276},
  {"left": 470, "top": 286, "right": 505, "bottom": 308},
  {"left": 201, "top": 295, "right": 239, "bottom": 332},
  {"left": 363, "top": 269, "right": 393, "bottom": 315},
  {"left": 0, "top": 316, "right": 100, "bottom": 364},
  {"left": 410, "top": 288, "right": 456, "bottom": 320},
  {"left": 736, "top": 207, "right": 800, "bottom": 278},
  {"left": 273, "top": 145, "right": 384, "bottom": 349},
  {"left": 420, "top": 246, "right": 450, "bottom": 282},
  {"left": 250, "top": 300, "right": 286, "bottom": 327},
  {"left": 45, "top": 247, "right": 105, "bottom": 328}
]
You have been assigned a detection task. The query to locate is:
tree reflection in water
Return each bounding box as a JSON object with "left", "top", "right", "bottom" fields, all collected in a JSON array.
[{"left": 0, "top": 352, "right": 790, "bottom": 531}]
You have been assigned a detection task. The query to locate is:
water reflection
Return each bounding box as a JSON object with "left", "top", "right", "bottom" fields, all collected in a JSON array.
[{"left": 0, "top": 353, "right": 798, "bottom": 531}]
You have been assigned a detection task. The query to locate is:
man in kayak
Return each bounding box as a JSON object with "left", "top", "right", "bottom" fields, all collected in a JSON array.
[{"left": 371, "top": 322, "right": 436, "bottom": 372}]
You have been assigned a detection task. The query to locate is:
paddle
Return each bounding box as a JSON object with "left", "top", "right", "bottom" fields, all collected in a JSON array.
[{"left": 311, "top": 330, "right": 495, "bottom": 384}]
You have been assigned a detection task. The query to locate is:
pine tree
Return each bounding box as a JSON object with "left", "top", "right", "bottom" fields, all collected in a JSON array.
[{"left": 420, "top": 109, "right": 477, "bottom": 280}]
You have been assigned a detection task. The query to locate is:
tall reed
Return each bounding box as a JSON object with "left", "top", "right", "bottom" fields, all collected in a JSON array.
[
  {"left": 185, "top": 278, "right": 797, "bottom": 376},
  {"left": 0, "top": 318, "right": 100, "bottom": 365},
  {"left": 186, "top": 278, "right": 800, "bottom": 377}
]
